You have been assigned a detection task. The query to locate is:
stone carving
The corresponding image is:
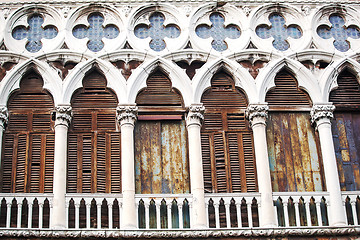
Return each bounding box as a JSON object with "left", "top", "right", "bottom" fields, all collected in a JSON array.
[
  {"left": 0, "top": 106, "right": 8, "bottom": 129},
  {"left": 186, "top": 104, "right": 205, "bottom": 127},
  {"left": 246, "top": 104, "right": 268, "bottom": 127},
  {"left": 310, "top": 104, "right": 335, "bottom": 125},
  {"left": 55, "top": 105, "right": 72, "bottom": 128},
  {"left": 116, "top": 105, "right": 138, "bottom": 126}
]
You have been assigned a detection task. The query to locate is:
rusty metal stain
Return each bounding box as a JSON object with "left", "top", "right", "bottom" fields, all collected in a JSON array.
[
  {"left": 268, "top": 112, "right": 324, "bottom": 192},
  {"left": 135, "top": 121, "right": 189, "bottom": 194}
]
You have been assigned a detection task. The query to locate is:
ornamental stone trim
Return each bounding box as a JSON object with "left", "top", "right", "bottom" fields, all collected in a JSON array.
[
  {"left": 310, "top": 104, "right": 335, "bottom": 125},
  {"left": 55, "top": 105, "right": 72, "bottom": 128},
  {"left": 116, "top": 104, "right": 138, "bottom": 127},
  {"left": 246, "top": 104, "right": 269, "bottom": 127},
  {"left": 0, "top": 227, "right": 359, "bottom": 238},
  {"left": 0, "top": 106, "right": 8, "bottom": 129},
  {"left": 186, "top": 104, "right": 205, "bottom": 127}
]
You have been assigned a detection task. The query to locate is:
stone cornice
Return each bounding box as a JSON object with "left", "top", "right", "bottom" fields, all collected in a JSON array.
[
  {"left": 55, "top": 105, "right": 72, "bottom": 128},
  {"left": 310, "top": 104, "right": 335, "bottom": 125},
  {"left": 0, "top": 227, "right": 360, "bottom": 238},
  {"left": 116, "top": 104, "right": 138, "bottom": 127},
  {"left": 186, "top": 104, "right": 205, "bottom": 127}
]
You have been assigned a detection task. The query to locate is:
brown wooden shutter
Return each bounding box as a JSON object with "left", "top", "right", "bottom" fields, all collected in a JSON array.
[
  {"left": 30, "top": 135, "right": 42, "bottom": 193},
  {"left": 330, "top": 70, "right": 360, "bottom": 109},
  {"left": 136, "top": 71, "right": 183, "bottom": 107},
  {"left": 265, "top": 71, "right": 311, "bottom": 107},
  {"left": 201, "top": 71, "right": 257, "bottom": 193},
  {"left": 68, "top": 69, "right": 120, "bottom": 193},
  {"left": 15, "top": 134, "right": 27, "bottom": 193},
  {"left": 44, "top": 134, "right": 54, "bottom": 193},
  {"left": 2, "top": 135, "right": 14, "bottom": 192}
]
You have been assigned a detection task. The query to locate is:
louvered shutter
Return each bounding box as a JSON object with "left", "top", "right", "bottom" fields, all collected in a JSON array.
[
  {"left": 68, "top": 70, "right": 120, "bottom": 193},
  {"left": 15, "top": 134, "right": 27, "bottom": 193},
  {"left": 2, "top": 135, "right": 14, "bottom": 192},
  {"left": 44, "top": 134, "right": 54, "bottom": 193},
  {"left": 201, "top": 71, "right": 257, "bottom": 193}
]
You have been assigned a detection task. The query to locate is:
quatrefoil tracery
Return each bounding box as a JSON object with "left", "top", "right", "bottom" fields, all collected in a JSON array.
[
  {"left": 317, "top": 14, "right": 360, "bottom": 52},
  {"left": 134, "top": 12, "right": 181, "bottom": 52},
  {"left": 195, "top": 12, "right": 241, "bottom": 52},
  {"left": 72, "top": 12, "right": 120, "bottom": 52},
  {"left": 12, "top": 14, "right": 58, "bottom": 53},
  {"left": 256, "top": 13, "right": 302, "bottom": 51}
]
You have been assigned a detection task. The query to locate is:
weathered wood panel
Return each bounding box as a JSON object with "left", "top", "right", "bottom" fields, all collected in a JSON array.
[
  {"left": 267, "top": 112, "right": 325, "bottom": 192},
  {"left": 332, "top": 112, "right": 360, "bottom": 191},
  {"left": 134, "top": 120, "right": 189, "bottom": 194}
]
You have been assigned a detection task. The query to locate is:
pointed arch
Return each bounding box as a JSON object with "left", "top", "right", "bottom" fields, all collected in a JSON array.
[
  {"left": 321, "top": 58, "right": 360, "bottom": 102},
  {"left": 0, "top": 59, "right": 62, "bottom": 106},
  {"left": 193, "top": 58, "right": 257, "bottom": 103},
  {"left": 257, "top": 57, "right": 322, "bottom": 103},
  {"left": 128, "top": 57, "right": 192, "bottom": 106},
  {"left": 63, "top": 58, "right": 127, "bottom": 105}
]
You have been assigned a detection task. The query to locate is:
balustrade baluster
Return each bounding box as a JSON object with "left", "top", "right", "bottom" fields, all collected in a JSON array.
[
  {"left": 305, "top": 200, "right": 311, "bottom": 226},
  {"left": 6, "top": 202, "right": 11, "bottom": 228},
  {"left": 316, "top": 200, "right": 323, "bottom": 226},
  {"left": 145, "top": 202, "right": 150, "bottom": 229},
  {"left": 75, "top": 203, "right": 80, "bottom": 229},
  {"left": 247, "top": 201, "right": 253, "bottom": 228},
  {"left": 214, "top": 202, "right": 220, "bottom": 228},
  {"left": 17, "top": 202, "right": 22, "bottom": 228},
  {"left": 225, "top": 202, "right": 231, "bottom": 228},
  {"left": 28, "top": 203, "right": 33, "bottom": 228},
  {"left": 236, "top": 202, "right": 242, "bottom": 228},
  {"left": 283, "top": 201, "right": 289, "bottom": 227},
  {"left": 156, "top": 201, "right": 161, "bottom": 229},
  {"left": 97, "top": 203, "right": 101, "bottom": 229},
  {"left": 350, "top": 200, "right": 358, "bottom": 225},
  {"left": 86, "top": 203, "right": 91, "bottom": 229},
  {"left": 39, "top": 203, "right": 43, "bottom": 228},
  {"left": 108, "top": 203, "right": 113, "bottom": 229},
  {"left": 179, "top": 203, "right": 183, "bottom": 229},
  {"left": 167, "top": 202, "right": 172, "bottom": 229},
  {"left": 294, "top": 202, "right": 300, "bottom": 227}
]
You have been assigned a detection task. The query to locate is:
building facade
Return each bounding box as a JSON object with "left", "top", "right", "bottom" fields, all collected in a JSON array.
[{"left": 0, "top": 0, "right": 360, "bottom": 238}]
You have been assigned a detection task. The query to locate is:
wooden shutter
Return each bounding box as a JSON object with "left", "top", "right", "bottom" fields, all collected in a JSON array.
[
  {"left": 135, "top": 120, "right": 189, "bottom": 194},
  {"left": 201, "top": 71, "right": 257, "bottom": 193},
  {"left": 267, "top": 112, "right": 325, "bottom": 192},
  {"left": 2, "top": 135, "right": 14, "bottom": 192},
  {"left": 67, "top": 69, "right": 120, "bottom": 193},
  {"left": 265, "top": 71, "right": 311, "bottom": 107},
  {"left": 136, "top": 71, "right": 183, "bottom": 107},
  {"left": 330, "top": 70, "right": 360, "bottom": 109}
]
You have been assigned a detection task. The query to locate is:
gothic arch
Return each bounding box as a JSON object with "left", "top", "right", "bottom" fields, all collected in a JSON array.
[
  {"left": 0, "top": 58, "right": 62, "bottom": 106},
  {"left": 193, "top": 57, "right": 257, "bottom": 103},
  {"left": 62, "top": 58, "right": 127, "bottom": 105},
  {"left": 257, "top": 57, "right": 322, "bottom": 103},
  {"left": 128, "top": 57, "right": 192, "bottom": 106}
]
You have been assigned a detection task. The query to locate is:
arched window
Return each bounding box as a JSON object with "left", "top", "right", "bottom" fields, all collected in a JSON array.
[
  {"left": 329, "top": 69, "right": 360, "bottom": 191},
  {"left": 67, "top": 69, "right": 120, "bottom": 193},
  {"left": 201, "top": 71, "right": 257, "bottom": 193},
  {"left": 1, "top": 70, "right": 54, "bottom": 193},
  {"left": 135, "top": 70, "right": 189, "bottom": 194},
  {"left": 266, "top": 70, "right": 325, "bottom": 192}
]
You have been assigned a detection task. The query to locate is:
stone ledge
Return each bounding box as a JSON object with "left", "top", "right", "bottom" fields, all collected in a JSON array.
[{"left": 0, "top": 226, "right": 359, "bottom": 239}]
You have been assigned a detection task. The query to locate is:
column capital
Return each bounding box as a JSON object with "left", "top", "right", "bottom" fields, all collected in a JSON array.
[
  {"left": 246, "top": 104, "right": 268, "bottom": 127},
  {"left": 186, "top": 104, "right": 205, "bottom": 127},
  {"left": 0, "top": 106, "right": 8, "bottom": 129},
  {"left": 55, "top": 105, "right": 72, "bottom": 128},
  {"left": 310, "top": 104, "right": 335, "bottom": 125},
  {"left": 116, "top": 104, "right": 138, "bottom": 127}
]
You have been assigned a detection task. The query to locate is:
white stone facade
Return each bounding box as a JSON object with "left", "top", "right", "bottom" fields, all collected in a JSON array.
[{"left": 0, "top": 0, "right": 360, "bottom": 238}]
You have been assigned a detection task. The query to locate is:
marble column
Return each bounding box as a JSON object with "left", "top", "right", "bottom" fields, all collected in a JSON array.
[
  {"left": 186, "top": 104, "right": 207, "bottom": 228},
  {"left": 310, "top": 104, "right": 347, "bottom": 226},
  {"left": 117, "top": 104, "right": 138, "bottom": 229},
  {"left": 52, "top": 105, "right": 72, "bottom": 229},
  {"left": 246, "top": 104, "right": 277, "bottom": 227}
]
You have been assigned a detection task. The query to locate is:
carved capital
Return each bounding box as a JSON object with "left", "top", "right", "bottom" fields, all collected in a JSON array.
[
  {"left": 186, "top": 104, "right": 205, "bottom": 127},
  {"left": 0, "top": 106, "right": 8, "bottom": 129},
  {"left": 116, "top": 104, "right": 138, "bottom": 127},
  {"left": 310, "top": 104, "right": 335, "bottom": 125},
  {"left": 55, "top": 105, "right": 72, "bottom": 128},
  {"left": 246, "top": 104, "right": 268, "bottom": 127}
]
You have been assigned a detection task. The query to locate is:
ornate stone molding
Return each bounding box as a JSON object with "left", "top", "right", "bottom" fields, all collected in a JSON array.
[
  {"left": 310, "top": 104, "right": 335, "bottom": 125},
  {"left": 55, "top": 105, "right": 72, "bottom": 128},
  {"left": 186, "top": 104, "right": 205, "bottom": 127},
  {"left": 0, "top": 227, "right": 359, "bottom": 238},
  {"left": 116, "top": 104, "right": 138, "bottom": 127},
  {"left": 246, "top": 104, "right": 269, "bottom": 127},
  {"left": 0, "top": 106, "right": 8, "bottom": 129}
]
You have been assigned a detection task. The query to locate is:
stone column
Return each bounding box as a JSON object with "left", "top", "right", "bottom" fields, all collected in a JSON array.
[
  {"left": 186, "top": 104, "right": 207, "bottom": 229},
  {"left": 0, "top": 106, "right": 8, "bottom": 167},
  {"left": 52, "top": 105, "right": 72, "bottom": 229},
  {"left": 246, "top": 104, "right": 277, "bottom": 227},
  {"left": 310, "top": 104, "right": 347, "bottom": 226},
  {"left": 117, "top": 104, "right": 138, "bottom": 229}
]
